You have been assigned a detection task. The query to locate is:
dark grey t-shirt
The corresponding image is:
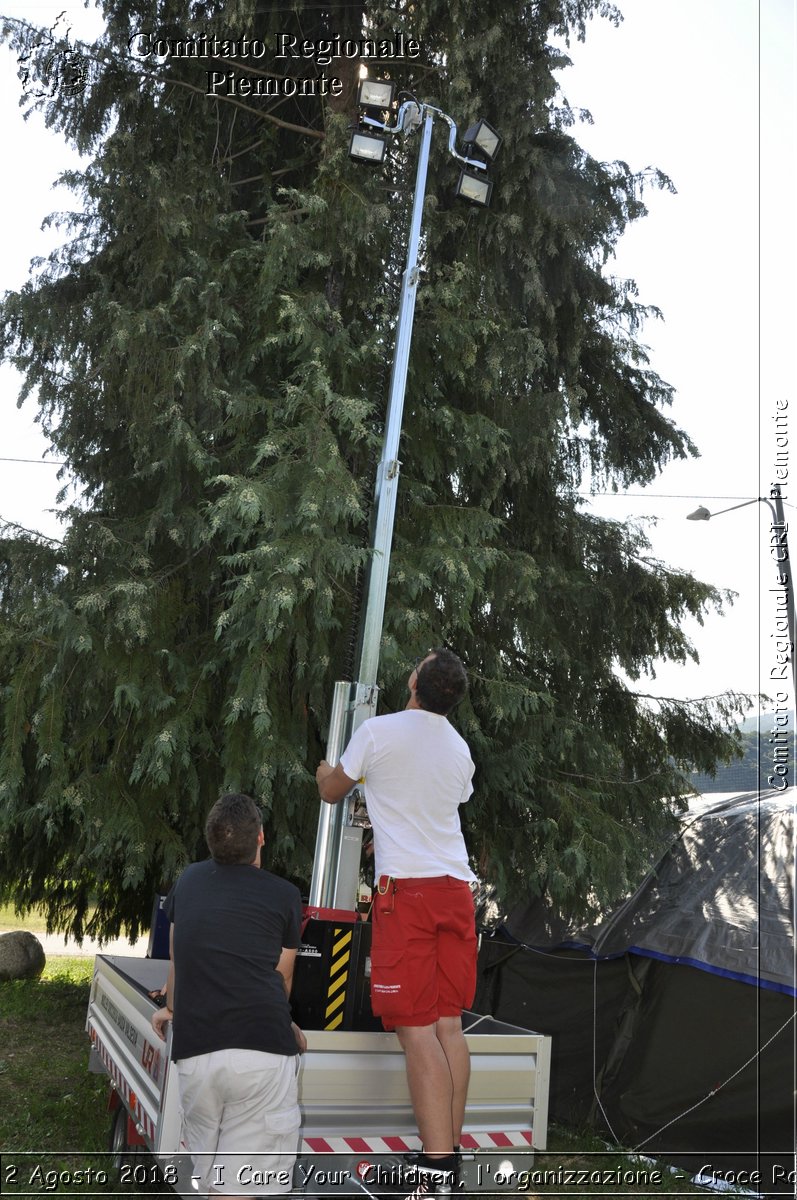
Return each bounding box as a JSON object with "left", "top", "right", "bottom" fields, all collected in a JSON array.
[{"left": 164, "top": 858, "right": 301, "bottom": 1061}]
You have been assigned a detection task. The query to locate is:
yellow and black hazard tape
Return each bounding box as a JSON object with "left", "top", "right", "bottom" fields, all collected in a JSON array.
[{"left": 324, "top": 926, "right": 353, "bottom": 1029}]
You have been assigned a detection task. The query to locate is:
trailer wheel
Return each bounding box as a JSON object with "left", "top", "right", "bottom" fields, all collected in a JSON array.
[
  {"left": 109, "top": 1104, "right": 133, "bottom": 1170},
  {"left": 109, "top": 1105, "right": 149, "bottom": 1181},
  {"left": 108, "top": 1107, "right": 167, "bottom": 1192}
]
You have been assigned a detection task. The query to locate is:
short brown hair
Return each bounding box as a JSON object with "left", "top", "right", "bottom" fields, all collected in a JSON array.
[
  {"left": 415, "top": 648, "right": 468, "bottom": 715},
  {"left": 205, "top": 793, "right": 262, "bottom": 865}
]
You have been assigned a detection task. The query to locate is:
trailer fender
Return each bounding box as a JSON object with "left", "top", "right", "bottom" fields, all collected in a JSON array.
[{"left": 108, "top": 1090, "right": 147, "bottom": 1151}]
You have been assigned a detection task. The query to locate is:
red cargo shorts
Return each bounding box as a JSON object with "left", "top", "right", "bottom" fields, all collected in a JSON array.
[{"left": 370, "top": 875, "right": 477, "bottom": 1029}]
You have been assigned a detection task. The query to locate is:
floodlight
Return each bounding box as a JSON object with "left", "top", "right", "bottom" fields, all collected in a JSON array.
[
  {"left": 686, "top": 506, "right": 712, "bottom": 521},
  {"left": 454, "top": 169, "right": 493, "bottom": 207},
  {"left": 463, "top": 118, "right": 502, "bottom": 162},
  {"left": 357, "top": 78, "right": 396, "bottom": 111},
  {"left": 349, "top": 129, "right": 388, "bottom": 164}
]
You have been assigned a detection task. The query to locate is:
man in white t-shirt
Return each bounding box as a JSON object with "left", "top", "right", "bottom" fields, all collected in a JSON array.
[{"left": 316, "top": 649, "right": 476, "bottom": 1197}]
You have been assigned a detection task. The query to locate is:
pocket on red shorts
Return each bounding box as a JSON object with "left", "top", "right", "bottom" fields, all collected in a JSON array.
[{"left": 369, "top": 947, "right": 406, "bottom": 1019}]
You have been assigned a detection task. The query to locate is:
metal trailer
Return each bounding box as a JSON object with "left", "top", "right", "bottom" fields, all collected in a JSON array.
[{"left": 87, "top": 952, "right": 551, "bottom": 1196}]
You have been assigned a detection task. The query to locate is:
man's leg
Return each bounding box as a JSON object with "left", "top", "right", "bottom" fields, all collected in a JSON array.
[
  {"left": 434, "top": 1015, "right": 470, "bottom": 1146},
  {"left": 396, "top": 1018, "right": 469, "bottom": 1157},
  {"left": 176, "top": 1054, "right": 223, "bottom": 1196},
  {"left": 214, "top": 1050, "right": 299, "bottom": 1198},
  {"left": 434, "top": 881, "right": 477, "bottom": 1147}
]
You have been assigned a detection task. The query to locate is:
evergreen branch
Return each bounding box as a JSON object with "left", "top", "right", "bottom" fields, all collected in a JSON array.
[
  {"left": 184, "top": 57, "right": 297, "bottom": 83},
  {"left": 232, "top": 174, "right": 270, "bottom": 187},
  {"left": 631, "top": 691, "right": 755, "bottom": 707},
  {"left": 245, "top": 208, "right": 315, "bottom": 226},
  {"left": 152, "top": 545, "right": 211, "bottom": 585},
  {"left": 49, "top": 655, "right": 81, "bottom": 747},
  {"left": 550, "top": 766, "right": 668, "bottom": 788},
  {"left": 222, "top": 138, "right": 265, "bottom": 163},
  {"left": 466, "top": 669, "right": 550, "bottom": 698},
  {"left": 156, "top": 64, "right": 324, "bottom": 139},
  {"left": 0, "top": 515, "right": 63, "bottom": 545},
  {"left": 71, "top": 696, "right": 116, "bottom": 756},
  {"left": 631, "top": 552, "right": 730, "bottom": 587},
  {"left": 7, "top": 654, "right": 34, "bottom": 765},
  {"left": 232, "top": 165, "right": 307, "bottom": 187},
  {"left": 73, "top": 48, "right": 326, "bottom": 140}
]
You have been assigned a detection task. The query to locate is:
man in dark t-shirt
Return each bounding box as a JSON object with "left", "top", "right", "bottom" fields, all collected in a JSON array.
[{"left": 151, "top": 793, "right": 305, "bottom": 1197}]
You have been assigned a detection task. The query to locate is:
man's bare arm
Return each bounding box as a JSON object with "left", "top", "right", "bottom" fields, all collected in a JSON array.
[
  {"left": 276, "top": 946, "right": 297, "bottom": 996},
  {"left": 316, "top": 760, "right": 357, "bottom": 803},
  {"left": 151, "top": 926, "right": 175, "bottom": 1041}
]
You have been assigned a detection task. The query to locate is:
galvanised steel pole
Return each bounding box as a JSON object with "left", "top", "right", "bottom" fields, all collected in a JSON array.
[{"left": 309, "top": 107, "right": 436, "bottom": 909}]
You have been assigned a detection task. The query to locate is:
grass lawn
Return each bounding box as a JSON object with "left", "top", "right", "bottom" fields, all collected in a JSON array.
[
  {"left": 0, "top": 958, "right": 119, "bottom": 1194},
  {"left": 0, "top": 902, "right": 50, "bottom": 935}
]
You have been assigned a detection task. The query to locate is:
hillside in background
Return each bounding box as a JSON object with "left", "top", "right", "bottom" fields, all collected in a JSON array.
[{"left": 690, "top": 714, "right": 795, "bottom": 793}]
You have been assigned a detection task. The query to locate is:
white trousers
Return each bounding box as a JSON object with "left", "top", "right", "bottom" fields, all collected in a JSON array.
[{"left": 177, "top": 1048, "right": 300, "bottom": 1195}]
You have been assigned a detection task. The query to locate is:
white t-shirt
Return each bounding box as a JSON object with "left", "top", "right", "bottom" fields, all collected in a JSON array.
[{"left": 339, "top": 708, "right": 476, "bottom": 882}]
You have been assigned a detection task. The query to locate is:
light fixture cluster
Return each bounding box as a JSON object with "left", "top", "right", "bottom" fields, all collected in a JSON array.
[
  {"left": 454, "top": 119, "right": 502, "bottom": 207},
  {"left": 348, "top": 78, "right": 501, "bottom": 207},
  {"left": 348, "top": 78, "right": 397, "bottom": 164}
]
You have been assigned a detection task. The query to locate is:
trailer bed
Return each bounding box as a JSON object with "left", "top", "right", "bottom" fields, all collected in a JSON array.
[{"left": 87, "top": 954, "right": 551, "bottom": 1194}]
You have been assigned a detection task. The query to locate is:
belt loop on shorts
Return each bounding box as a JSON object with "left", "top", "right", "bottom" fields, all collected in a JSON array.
[{"left": 377, "top": 875, "right": 395, "bottom": 895}]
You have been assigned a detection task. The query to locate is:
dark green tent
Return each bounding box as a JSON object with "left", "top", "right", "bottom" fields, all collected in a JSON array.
[{"left": 476, "top": 790, "right": 796, "bottom": 1194}]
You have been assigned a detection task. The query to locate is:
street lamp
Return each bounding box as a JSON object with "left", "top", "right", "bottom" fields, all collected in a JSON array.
[
  {"left": 686, "top": 494, "right": 796, "bottom": 699},
  {"left": 310, "top": 84, "right": 501, "bottom": 911}
]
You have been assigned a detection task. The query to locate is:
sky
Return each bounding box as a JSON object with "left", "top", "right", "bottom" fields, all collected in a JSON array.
[
  {"left": 557, "top": 0, "right": 794, "bottom": 717},
  {"left": 0, "top": 1, "right": 795, "bottom": 720}
]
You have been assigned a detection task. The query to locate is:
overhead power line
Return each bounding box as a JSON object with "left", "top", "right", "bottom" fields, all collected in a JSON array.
[
  {"left": 0, "top": 456, "right": 67, "bottom": 465},
  {"left": 579, "top": 492, "right": 758, "bottom": 501},
  {"left": 0, "top": 465, "right": 769, "bottom": 502}
]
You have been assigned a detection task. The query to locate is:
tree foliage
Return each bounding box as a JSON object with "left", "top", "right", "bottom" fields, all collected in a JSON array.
[
  {"left": 690, "top": 727, "right": 793, "bottom": 795},
  {"left": 0, "top": 0, "right": 748, "bottom": 939}
]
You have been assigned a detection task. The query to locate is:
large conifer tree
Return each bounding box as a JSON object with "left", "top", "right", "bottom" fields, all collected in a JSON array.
[{"left": 0, "top": 0, "right": 746, "bottom": 939}]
